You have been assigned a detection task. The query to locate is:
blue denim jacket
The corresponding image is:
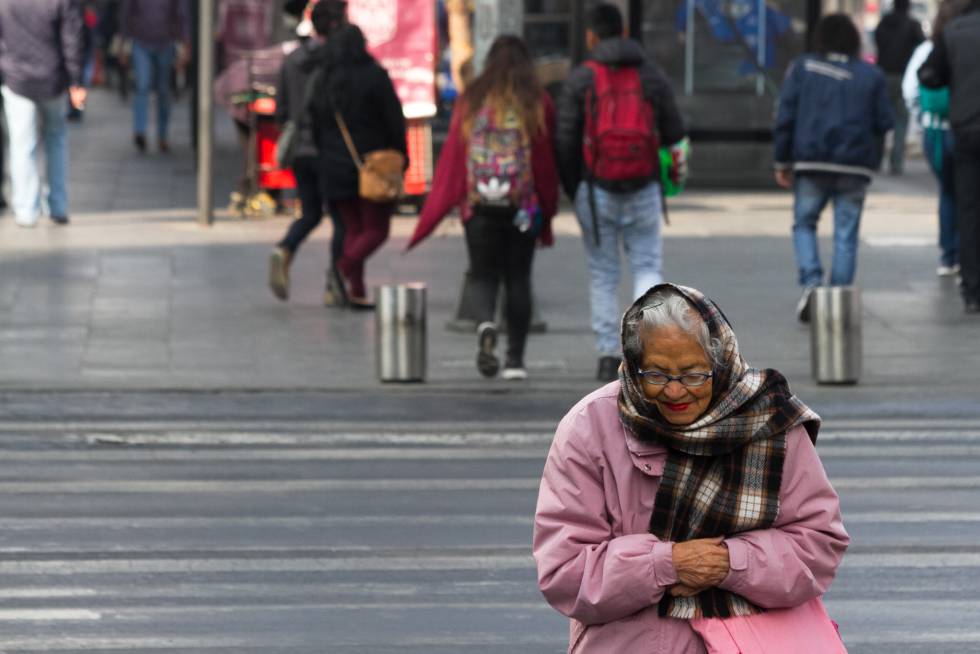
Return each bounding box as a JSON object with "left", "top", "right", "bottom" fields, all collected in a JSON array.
[{"left": 774, "top": 54, "right": 895, "bottom": 178}]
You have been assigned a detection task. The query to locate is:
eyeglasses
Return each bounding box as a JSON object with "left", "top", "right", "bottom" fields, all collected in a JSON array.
[{"left": 637, "top": 370, "right": 713, "bottom": 387}]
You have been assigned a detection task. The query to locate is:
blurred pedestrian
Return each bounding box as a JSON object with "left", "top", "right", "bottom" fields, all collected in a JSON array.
[
  {"left": 216, "top": 0, "right": 276, "bottom": 70},
  {"left": 555, "top": 3, "right": 687, "bottom": 382},
  {"left": 0, "top": 83, "right": 7, "bottom": 211},
  {"left": 875, "top": 0, "right": 925, "bottom": 175},
  {"left": 919, "top": 0, "right": 980, "bottom": 313},
  {"left": 269, "top": 0, "right": 349, "bottom": 304},
  {"left": 774, "top": 14, "right": 894, "bottom": 322},
  {"left": 407, "top": 35, "right": 559, "bottom": 380},
  {"left": 308, "top": 24, "right": 407, "bottom": 310},
  {"left": 67, "top": 1, "right": 98, "bottom": 121},
  {"left": 903, "top": 0, "right": 969, "bottom": 277},
  {"left": 119, "top": 0, "right": 189, "bottom": 153},
  {"left": 0, "top": 0, "right": 86, "bottom": 228},
  {"left": 533, "top": 284, "right": 848, "bottom": 653}
]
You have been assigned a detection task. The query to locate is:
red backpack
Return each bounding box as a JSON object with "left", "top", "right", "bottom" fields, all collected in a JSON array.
[{"left": 583, "top": 61, "right": 658, "bottom": 184}]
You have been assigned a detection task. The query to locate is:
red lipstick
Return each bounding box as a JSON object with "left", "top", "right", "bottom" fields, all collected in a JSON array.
[{"left": 664, "top": 402, "right": 691, "bottom": 412}]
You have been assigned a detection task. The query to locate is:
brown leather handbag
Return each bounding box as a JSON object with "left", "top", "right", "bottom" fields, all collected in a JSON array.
[{"left": 335, "top": 112, "right": 405, "bottom": 203}]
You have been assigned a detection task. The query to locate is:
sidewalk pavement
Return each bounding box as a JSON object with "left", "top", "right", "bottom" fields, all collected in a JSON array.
[{"left": 1, "top": 90, "right": 977, "bottom": 416}]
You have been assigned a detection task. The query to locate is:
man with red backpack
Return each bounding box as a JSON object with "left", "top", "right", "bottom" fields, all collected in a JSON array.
[{"left": 556, "top": 3, "right": 686, "bottom": 382}]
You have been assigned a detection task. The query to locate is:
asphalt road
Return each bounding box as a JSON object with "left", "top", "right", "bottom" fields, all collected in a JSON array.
[{"left": 0, "top": 393, "right": 978, "bottom": 653}]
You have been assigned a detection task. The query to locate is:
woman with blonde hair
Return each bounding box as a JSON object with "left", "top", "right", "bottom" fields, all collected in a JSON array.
[{"left": 407, "top": 35, "right": 559, "bottom": 380}]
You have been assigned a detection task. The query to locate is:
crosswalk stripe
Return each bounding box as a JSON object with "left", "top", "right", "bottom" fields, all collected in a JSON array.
[
  {"left": 0, "top": 634, "right": 568, "bottom": 649},
  {"left": 1, "top": 443, "right": 978, "bottom": 462},
  {"left": 0, "top": 511, "right": 978, "bottom": 531},
  {"left": 0, "top": 475, "right": 976, "bottom": 493},
  {"left": 0, "top": 550, "right": 976, "bottom": 576}
]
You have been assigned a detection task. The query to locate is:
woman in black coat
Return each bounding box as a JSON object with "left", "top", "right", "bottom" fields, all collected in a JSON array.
[{"left": 309, "top": 24, "right": 407, "bottom": 309}]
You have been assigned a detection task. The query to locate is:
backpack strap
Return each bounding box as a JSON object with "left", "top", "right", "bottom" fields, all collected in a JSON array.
[{"left": 583, "top": 61, "right": 609, "bottom": 247}]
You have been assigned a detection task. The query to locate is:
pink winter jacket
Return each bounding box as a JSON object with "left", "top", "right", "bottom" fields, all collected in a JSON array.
[{"left": 533, "top": 383, "right": 850, "bottom": 653}]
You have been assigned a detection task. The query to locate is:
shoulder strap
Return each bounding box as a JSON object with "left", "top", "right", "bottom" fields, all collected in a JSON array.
[
  {"left": 584, "top": 61, "right": 612, "bottom": 96},
  {"left": 334, "top": 111, "right": 364, "bottom": 170}
]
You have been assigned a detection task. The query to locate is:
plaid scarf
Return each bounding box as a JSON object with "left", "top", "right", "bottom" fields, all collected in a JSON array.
[{"left": 617, "top": 284, "right": 820, "bottom": 620}]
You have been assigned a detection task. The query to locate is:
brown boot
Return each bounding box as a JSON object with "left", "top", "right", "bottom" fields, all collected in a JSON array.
[{"left": 268, "top": 248, "right": 291, "bottom": 301}]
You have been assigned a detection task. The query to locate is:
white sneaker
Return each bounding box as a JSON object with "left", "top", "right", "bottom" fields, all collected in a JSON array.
[
  {"left": 937, "top": 264, "right": 961, "bottom": 277},
  {"left": 501, "top": 366, "right": 528, "bottom": 381}
]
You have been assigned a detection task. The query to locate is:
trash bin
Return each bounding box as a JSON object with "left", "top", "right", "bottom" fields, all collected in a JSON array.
[
  {"left": 810, "top": 286, "right": 861, "bottom": 384},
  {"left": 376, "top": 283, "right": 427, "bottom": 383}
]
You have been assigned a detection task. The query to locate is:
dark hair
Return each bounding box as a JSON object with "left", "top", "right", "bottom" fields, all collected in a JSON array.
[
  {"left": 315, "top": 23, "right": 373, "bottom": 115},
  {"left": 312, "top": 0, "right": 347, "bottom": 37},
  {"left": 588, "top": 3, "right": 624, "bottom": 40},
  {"left": 813, "top": 13, "right": 861, "bottom": 57},
  {"left": 462, "top": 35, "right": 544, "bottom": 138},
  {"left": 893, "top": 0, "right": 911, "bottom": 13}
]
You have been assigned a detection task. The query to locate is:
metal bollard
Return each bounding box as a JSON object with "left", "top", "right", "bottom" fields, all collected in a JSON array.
[
  {"left": 376, "top": 284, "right": 427, "bottom": 383},
  {"left": 810, "top": 286, "right": 862, "bottom": 384}
]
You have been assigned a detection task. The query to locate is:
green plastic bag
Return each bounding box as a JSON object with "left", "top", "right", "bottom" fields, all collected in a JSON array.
[{"left": 659, "top": 138, "right": 690, "bottom": 197}]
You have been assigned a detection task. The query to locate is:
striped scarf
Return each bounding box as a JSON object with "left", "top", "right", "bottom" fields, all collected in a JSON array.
[{"left": 617, "top": 284, "right": 820, "bottom": 619}]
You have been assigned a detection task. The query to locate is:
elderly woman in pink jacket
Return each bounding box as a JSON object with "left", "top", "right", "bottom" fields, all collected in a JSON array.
[{"left": 533, "top": 283, "right": 850, "bottom": 653}]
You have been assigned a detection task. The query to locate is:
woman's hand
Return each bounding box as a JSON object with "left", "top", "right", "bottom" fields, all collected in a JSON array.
[{"left": 670, "top": 536, "right": 730, "bottom": 596}]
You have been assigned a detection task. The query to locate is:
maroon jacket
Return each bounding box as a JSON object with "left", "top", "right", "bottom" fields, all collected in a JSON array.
[{"left": 407, "top": 93, "right": 559, "bottom": 250}]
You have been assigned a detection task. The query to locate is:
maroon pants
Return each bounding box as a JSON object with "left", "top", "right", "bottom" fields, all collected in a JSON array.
[{"left": 334, "top": 198, "right": 394, "bottom": 299}]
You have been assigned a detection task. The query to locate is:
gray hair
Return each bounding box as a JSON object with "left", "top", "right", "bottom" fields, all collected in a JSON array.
[{"left": 622, "top": 289, "right": 725, "bottom": 372}]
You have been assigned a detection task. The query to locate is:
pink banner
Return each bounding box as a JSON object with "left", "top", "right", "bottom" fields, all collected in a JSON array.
[{"left": 347, "top": 0, "right": 437, "bottom": 119}]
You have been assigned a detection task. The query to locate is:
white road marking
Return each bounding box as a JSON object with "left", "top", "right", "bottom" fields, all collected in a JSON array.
[
  {"left": 0, "top": 475, "right": 977, "bottom": 493},
  {"left": 0, "top": 609, "right": 101, "bottom": 621}
]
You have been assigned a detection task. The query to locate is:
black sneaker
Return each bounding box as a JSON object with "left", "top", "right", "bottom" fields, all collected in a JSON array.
[
  {"left": 966, "top": 299, "right": 980, "bottom": 315},
  {"left": 597, "top": 356, "right": 620, "bottom": 383},
  {"left": 476, "top": 322, "right": 500, "bottom": 378},
  {"left": 501, "top": 356, "right": 527, "bottom": 381},
  {"left": 50, "top": 215, "right": 69, "bottom": 225},
  {"left": 134, "top": 134, "right": 147, "bottom": 153},
  {"left": 796, "top": 286, "right": 816, "bottom": 324}
]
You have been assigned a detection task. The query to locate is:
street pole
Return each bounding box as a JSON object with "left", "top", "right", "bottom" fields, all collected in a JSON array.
[{"left": 197, "top": 0, "right": 215, "bottom": 226}]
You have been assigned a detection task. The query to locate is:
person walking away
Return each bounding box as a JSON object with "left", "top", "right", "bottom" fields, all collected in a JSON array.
[
  {"left": 875, "top": 0, "right": 924, "bottom": 175},
  {"left": 406, "top": 35, "right": 559, "bottom": 381},
  {"left": 119, "top": 0, "right": 189, "bottom": 153},
  {"left": 308, "top": 24, "right": 407, "bottom": 310},
  {"left": 0, "top": 0, "right": 86, "bottom": 228},
  {"left": 920, "top": 0, "right": 980, "bottom": 313},
  {"left": 555, "top": 3, "right": 687, "bottom": 383},
  {"left": 903, "top": 0, "right": 969, "bottom": 278},
  {"left": 0, "top": 79, "right": 7, "bottom": 211},
  {"left": 774, "top": 14, "right": 894, "bottom": 323},
  {"left": 268, "top": 0, "right": 348, "bottom": 304}
]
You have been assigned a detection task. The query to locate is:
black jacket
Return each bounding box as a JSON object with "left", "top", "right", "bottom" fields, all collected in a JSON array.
[
  {"left": 874, "top": 12, "right": 924, "bottom": 75},
  {"left": 310, "top": 57, "right": 407, "bottom": 202},
  {"left": 919, "top": 2, "right": 980, "bottom": 137},
  {"left": 0, "top": 0, "right": 84, "bottom": 101},
  {"left": 276, "top": 40, "right": 320, "bottom": 160},
  {"left": 555, "top": 37, "right": 685, "bottom": 199}
]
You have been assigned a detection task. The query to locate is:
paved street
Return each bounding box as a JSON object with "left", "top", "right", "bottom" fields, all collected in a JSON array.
[
  {"left": 0, "top": 400, "right": 978, "bottom": 652},
  {"left": 1, "top": 90, "right": 979, "bottom": 652}
]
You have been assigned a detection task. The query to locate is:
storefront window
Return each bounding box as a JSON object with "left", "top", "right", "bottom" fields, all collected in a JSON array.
[{"left": 642, "top": 0, "right": 807, "bottom": 95}]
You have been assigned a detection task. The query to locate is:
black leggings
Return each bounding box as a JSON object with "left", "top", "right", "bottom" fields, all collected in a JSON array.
[
  {"left": 464, "top": 206, "right": 536, "bottom": 362},
  {"left": 278, "top": 156, "right": 345, "bottom": 265}
]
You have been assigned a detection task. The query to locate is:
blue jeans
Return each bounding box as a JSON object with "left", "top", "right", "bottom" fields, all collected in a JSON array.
[
  {"left": 574, "top": 181, "right": 664, "bottom": 356},
  {"left": 924, "top": 128, "right": 959, "bottom": 267},
  {"left": 792, "top": 173, "right": 868, "bottom": 288},
  {"left": 132, "top": 41, "right": 176, "bottom": 140},
  {"left": 1, "top": 86, "right": 69, "bottom": 224}
]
